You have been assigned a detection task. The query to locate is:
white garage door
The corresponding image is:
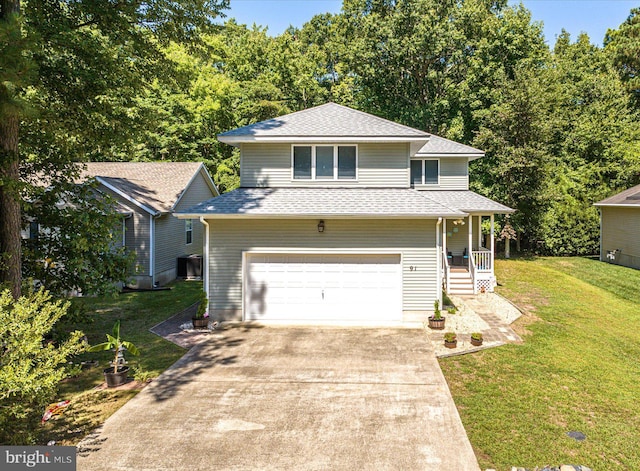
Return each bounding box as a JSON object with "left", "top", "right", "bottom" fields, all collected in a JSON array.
[{"left": 245, "top": 254, "right": 402, "bottom": 323}]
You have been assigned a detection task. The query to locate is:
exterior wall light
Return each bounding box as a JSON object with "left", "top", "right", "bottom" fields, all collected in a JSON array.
[{"left": 317, "top": 220, "right": 325, "bottom": 233}]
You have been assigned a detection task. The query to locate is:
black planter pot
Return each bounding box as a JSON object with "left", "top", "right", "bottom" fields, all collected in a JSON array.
[
  {"left": 103, "top": 366, "right": 129, "bottom": 388},
  {"left": 192, "top": 317, "right": 209, "bottom": 329},
  {"left": 428, "top": 316, "right": 446, "bottom": 330}
]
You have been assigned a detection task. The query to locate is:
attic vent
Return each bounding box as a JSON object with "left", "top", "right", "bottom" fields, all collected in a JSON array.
[{"left": 177, "top": 255, "right": 202, "bottom": 279}]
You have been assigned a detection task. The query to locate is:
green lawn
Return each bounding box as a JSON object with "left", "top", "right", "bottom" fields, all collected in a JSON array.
[
  {"left": 440, "top": 257, "right": 640, "bottom": 471},
  {"left": 41, "top": 280, "right": 202, "bottom": 445}
]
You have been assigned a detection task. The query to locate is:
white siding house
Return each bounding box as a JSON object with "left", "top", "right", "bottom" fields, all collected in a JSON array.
[{"left": 177, "top": 103, "right": 512, "bottom": 325}]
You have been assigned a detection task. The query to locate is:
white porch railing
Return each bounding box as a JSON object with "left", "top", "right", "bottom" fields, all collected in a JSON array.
[
  {"left": 472, "top": 249, "right": 492, "bottom": 273},
  {"left": 469, "top": 251, "right": 477, "bottom": 294},
  {"left": 442, "top": 251, "right": 450, "bottom": 292}
]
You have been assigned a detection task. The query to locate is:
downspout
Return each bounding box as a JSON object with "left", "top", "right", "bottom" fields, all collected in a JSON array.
[
  {"left": 436, "top": 218, "right": 442, "bottom": 309},
  {"left": 199, "top": 217, "right": 209, "bottom": 300}
]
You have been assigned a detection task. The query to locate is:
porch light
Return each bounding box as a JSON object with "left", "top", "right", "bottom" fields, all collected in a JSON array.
[{"left": 317, "top": 220, "right": 325, "bottom": 233}]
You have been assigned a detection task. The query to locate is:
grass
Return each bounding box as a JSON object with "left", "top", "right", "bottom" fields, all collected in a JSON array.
[
  {"left": 440, "top": 257, "right": 640, "bottom": 471},
  {"left": 40, "top": 280, "right": 202, "bottom": 445}
]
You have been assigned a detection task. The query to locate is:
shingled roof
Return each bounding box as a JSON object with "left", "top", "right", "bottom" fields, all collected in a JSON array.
[
  {"left": 415, "top": 135, "right": 484, "bottom": 159},
  {"left": 80, "top": 162, "right": 217, "bottom": 215},
  {"left": 176, "top": 188, "right": 466, "bottom": 218},
  {"left": 595, "top": 184, "right": 640, "bottom": 207},
  {"left": 218, "top": 103, "right": 429, "bottom": 154},
  {"left": 424, "top": 191, "right": 514, "bottom": 213}
]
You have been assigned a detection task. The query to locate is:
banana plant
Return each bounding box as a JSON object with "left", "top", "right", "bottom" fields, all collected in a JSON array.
[{"left": 88, "top": 320, "right": 140, "bottom": 374}]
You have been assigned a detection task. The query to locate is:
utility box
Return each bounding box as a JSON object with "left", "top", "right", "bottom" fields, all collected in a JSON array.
[{"left": 177, "top": 254, "right": 203, "bottom": 279}]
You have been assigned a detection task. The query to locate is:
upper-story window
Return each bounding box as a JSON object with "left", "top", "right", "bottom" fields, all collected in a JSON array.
[
  {"left": 292, "top": 145, "right": 357, "bottom": 180},
  {"left": 410, "top": 159, "right": 439, "bottom": 187}
]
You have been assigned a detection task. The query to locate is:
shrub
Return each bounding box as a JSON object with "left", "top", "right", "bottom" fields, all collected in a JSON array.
[
  {"left": 444, "top": 332, "right": 457, "bottom": 342},
  {"left": 0, "top": 289, "right": 86, "bottom": 444}
]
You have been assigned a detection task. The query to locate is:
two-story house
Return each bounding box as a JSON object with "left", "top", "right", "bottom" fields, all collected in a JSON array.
[{"left": 176, "top": 103, "right": 513, "bottom": 325}]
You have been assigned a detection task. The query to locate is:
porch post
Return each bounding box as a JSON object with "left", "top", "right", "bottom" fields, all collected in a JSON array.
[
  {"left": 478, "top": 215, "right": 482, "bottom": 248},
  {"left": 442, "top": 218, "right": 447, "bottom": 261},
  {"left": 490, "top": 214, "right": 495, "bottom": 273},
  {"left": 468, "top": 214, "right": 473, "bottom": 270}
]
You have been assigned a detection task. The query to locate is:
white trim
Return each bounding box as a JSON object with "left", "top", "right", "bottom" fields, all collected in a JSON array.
[
  {"left": 415, "top": 153, "right": 484, "bottom": 160},
  {"left": 436, "top": 217, "right": 442, "bottom": 308},
  {"left": 172, "top": 164, "right": 219, "bottom": 211},
  {"left": 594, "top": 203, "right": 640, "bottom": 208},
  {"left": 219, "top": 135, "right": 428, "bottom": 144},
  {"left": 242, "top": 250, "right": 404, "bottom": 322},
  {"left": 96, "top": 177, "right": 159, "bottom": 216},
  {"left": 173, "top": 212, "right": 466, "bottom": 220},
  {"left": 291, "top": 144, "right": 358, "bottom": 181},
  {"left": 200, "top": 217, "right": 209, "bottom": 300}
]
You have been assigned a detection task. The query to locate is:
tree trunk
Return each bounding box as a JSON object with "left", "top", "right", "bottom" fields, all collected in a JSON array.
[
  {"left": 505, "top": 237, "right": 511, "bottom": 259},
  {"left": 0, "top": 115, "right": 22, "bottom": 299},
  {"left": 0, "top": 0, "right": 23, "bottom": 299}
]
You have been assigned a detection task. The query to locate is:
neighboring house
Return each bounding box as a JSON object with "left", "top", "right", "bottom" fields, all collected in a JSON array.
[
  {"left": 595, "top": 184, "right": 640, "bottom": 270},
  {"left": 176, "top": 103, "right": 512, "bottom": 325},
  {"left": 81, "top": 162, "right": 219, "bottom": 288}
]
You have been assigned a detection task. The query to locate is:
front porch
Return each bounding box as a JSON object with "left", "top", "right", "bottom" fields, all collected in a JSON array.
[{"left": 440, "top": 214, "right": 496, "bottom": 295}]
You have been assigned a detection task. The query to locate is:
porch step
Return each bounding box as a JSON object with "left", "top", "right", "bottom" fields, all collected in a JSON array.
[{"left": 447, "top": 273, "right": 474, "bottom": 295}]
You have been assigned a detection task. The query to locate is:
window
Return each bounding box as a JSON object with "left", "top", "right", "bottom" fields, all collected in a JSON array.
[
  {"left": 292, "top": 145, "right": 357, "bottom": 180},
  {"left": 410, "top": 159, "right": 439, "bottom": 187},
  {"left": 185, "top": 219, "right": 193, "bottom": 245},
  {"left": 29, "top": 221, "right": 39, "bottom": 240},
  {"left": 293, "top": 146, "right": 312, "bottom": 179}
]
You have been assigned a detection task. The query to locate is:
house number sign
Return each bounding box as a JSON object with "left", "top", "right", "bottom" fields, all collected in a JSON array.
[{"left": 410, "top": 266, "right": 417, "bottom": 271}]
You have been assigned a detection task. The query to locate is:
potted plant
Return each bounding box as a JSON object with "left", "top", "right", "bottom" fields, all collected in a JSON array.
[
  {"left": 88, "top": 320, "right": 140, "bottom": 388},
  {"left": 470, "top": 332, "right": 483, "bottom": 347},
  {"left": 428, "top": 300, "right": 446, "bottom": 330},
  {"left": 443, "top": 332, "right": 457, "bottom": 349},
  {"left": 192, "top": 290, "right": 209, "bottom": 329}
]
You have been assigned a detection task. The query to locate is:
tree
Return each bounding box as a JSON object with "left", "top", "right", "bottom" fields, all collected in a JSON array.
[
  {"left": 21, "top": 177, "right": 135, "bottom": 296},
  {"left": 0, "top": 0, "right": 229, "bottom": 297},
  {"left": 0, "top": 288, "right": 85, "bottom": 444},
  {"left": 605, "top": 8, "right": 640, "bottom": 107}
]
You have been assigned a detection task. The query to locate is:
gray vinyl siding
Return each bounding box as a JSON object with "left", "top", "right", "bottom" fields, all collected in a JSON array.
[
  {"left": 155, "top": 170, "right": 216, "bottom": 279},
  {"left": 413, "top": 157, "right": 469, "bottom": 191},
  {"left": 240, "top": 143, "right": 409, "bottom": 188},
  {"left": 600, "top": 207, "right": 640, "bottom": 269},
  {"left": 206, "top": 218, "right": 437, "bottom": 320},
  {"left": 99, "top": 186, "right": 152, "bottom": 277}
]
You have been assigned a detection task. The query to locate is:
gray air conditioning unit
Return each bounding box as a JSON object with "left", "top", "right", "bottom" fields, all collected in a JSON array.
[{"left": 177, "top": 254, "right": 203, "bottom": 279}]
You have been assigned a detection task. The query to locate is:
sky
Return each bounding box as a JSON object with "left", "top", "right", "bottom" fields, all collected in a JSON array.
[{"left": 222, "top": 0, "right": 637, "bottom": 45}]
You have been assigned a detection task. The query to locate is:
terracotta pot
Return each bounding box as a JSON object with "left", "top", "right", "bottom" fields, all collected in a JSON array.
[
  {"left": 192, "top": 317, "right": 209, "bottom": 329},
  {"left": 428, "top": 316, "right": 446, "bottom": 330},
  {"left": 103, "top": 366, "right": 129, "bottom": 388},
  {"left": 470, "top": 338, "right": 483, "bottom": 347},
  {"left": 444, "top": 340, "right": 457, "bottom": 349}
]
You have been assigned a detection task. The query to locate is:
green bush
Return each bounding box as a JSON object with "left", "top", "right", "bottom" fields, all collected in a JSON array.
[{"left": 0, "top": 289, "right": 86, "bottom": 444}]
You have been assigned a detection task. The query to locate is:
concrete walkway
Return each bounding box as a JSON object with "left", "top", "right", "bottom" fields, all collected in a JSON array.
[{"left": 78, "top": 327, "right": 480, "bottom": 471}]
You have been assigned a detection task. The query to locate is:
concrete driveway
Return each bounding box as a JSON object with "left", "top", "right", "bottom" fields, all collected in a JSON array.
[{"left": 77, "top": 327, "right": 480, "bottom": 470}]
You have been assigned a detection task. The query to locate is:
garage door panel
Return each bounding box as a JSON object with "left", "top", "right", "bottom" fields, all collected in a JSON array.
[{"left": 246, "top": 254, "right": 402, "bottom": 323}]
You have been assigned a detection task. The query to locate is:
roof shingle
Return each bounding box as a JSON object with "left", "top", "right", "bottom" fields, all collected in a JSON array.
[
  {"left": 418, "top": 191, "right": 513, "bottom": 213},
  {"left": 178, "top": 188, "right": 466, "bottom": 218},
  {"left": 218, "top": 103, "right": 429, "bottom": 139},
  {"left": 80, "top": 162, "right": 210, "bottom": 214},
  {"left": 595, "top": 184, "right": 640, "bottom": 207}
]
